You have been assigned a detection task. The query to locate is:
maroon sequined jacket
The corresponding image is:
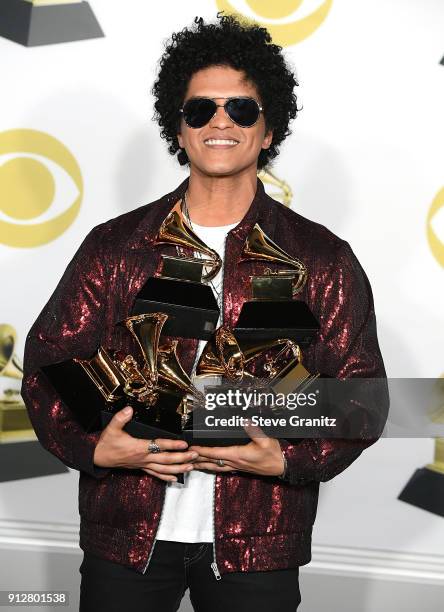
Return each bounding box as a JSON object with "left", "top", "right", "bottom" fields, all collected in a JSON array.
[{"left": 22, "top": 176, "right": 388, "bottom": 577}]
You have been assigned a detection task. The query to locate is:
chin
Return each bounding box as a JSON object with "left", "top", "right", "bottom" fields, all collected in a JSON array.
[{"left": 195, "top": 161, "right": 252, "bottom": 177}]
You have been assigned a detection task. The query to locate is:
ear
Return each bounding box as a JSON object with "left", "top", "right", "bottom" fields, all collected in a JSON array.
[
  {"left": 177, "top": 131, "right": 184, "bottom": 148},
  {"left": 262, "top": 128, "right": 273, "bottom": 150}
]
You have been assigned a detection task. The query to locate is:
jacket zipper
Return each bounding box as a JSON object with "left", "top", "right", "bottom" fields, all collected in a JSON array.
[
  {"left": 210, "top": 473, "right": 221, "bottom": 579},
  {"left": 142, "top": 484, "right": 166, "bottom": 574},
  {"left": 191, "top": 346, "right": 221, "bottom": 580},
  {"left": 160, "top": 230, "right": 228, "bottom": 580},
  {"left": 210, "top": 232, "right": 230, "bottom": 581}
]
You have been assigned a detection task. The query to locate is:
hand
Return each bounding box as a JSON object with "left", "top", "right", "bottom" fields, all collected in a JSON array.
[
  {"left": 189, "top": 421, "right": 285, "bottom": 477},
  {"left": 93, "top": 406, "right": 198, "bottom": 482}
]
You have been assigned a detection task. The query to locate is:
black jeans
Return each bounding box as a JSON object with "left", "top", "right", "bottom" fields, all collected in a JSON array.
[{"left": 79, "top": 540, "right": 301, "bottom": 612}]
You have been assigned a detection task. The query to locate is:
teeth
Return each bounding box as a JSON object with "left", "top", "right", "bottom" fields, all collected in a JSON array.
[{"left": 205, "top": 139, "right": 239, "bottom": 145}]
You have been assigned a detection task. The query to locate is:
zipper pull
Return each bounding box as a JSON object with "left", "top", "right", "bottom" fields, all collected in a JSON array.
[{"left": 211, "top": 561, "right": 221, "bottom": 580}]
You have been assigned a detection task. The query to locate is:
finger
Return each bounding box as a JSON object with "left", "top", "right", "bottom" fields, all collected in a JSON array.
[
  {"left": 144, "top": 462, "right": 195, "bottom": 475},
  {"left": 192, "top": 453, "right": 231, "bottom": 463},
  {"left": 106, "top": 406, "right": 134, "bottom": 432},
  {"left": 142, "top": 467, "right": 178, "bottom": 482},
  {"left": 188, "top": 445, "right": 237, "bottom": 461},
  {"left": 193, "top": 461, "right": 238, "bottom": 473},
  {"left": 145, "top": 450, "right": 198, "bottom": 465},
  {"left": 192, "top": 454, "right": 237, "bottom": 464},
  {"left": 193, "top": 456, "right": 240, "bottom": 469},
  {"left": 136, "top": 437, "right": 189, "bottom": 455},
  {"left": 157, "top": 438, "right": 189, "bottom": 450}
]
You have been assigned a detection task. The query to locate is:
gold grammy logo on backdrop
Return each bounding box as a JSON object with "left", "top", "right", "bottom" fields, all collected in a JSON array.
[
  {"left": 0, "top": 129, "right": 83, "bottom": 248},
  {"left": 426, "top": 187, "right": 444, "bottom": 267},
  {"left": 215, "top": 0, "right": 333, "bottom": 46}
]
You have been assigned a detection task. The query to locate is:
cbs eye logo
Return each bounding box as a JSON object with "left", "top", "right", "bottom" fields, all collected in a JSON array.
[
  {"left": 215, "top": 0, "right": 333, "bottom": 46},
  {"left": 427, "top": 187, "right": 444, "bottom": 267},
  {"left": 0, "top": 129, "right": 83, "bottom": 248}
]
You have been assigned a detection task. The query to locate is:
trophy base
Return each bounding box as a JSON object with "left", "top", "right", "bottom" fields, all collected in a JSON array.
[
  {"left": 182, "top": 431, "right": 251, "bottom": 446},
  {"left": 42, "top": 358, "right": 187, "bottom": 434},
  {"left": 133, "top": 277, "right": 219, "bottom": 340},
  {"left": 234, "top": 300, "right": 320, "bottom": 344},
  {"left": 101, "top": 388, "right": 184, "bottom": 440},
  {"left": 0, "top": 399, "right": 39, "bottom": 442},
  {"left": 0, "top": 0, "right": 104, "bottom": 47},
  {"left": 42, "top": 359, "right": 104, "bottom": 433},
  {"left": 100, "top": 410, "right": 251, "bottom": 447},
  {"left": 0, "top": 440, "right": 68, "bottom": 482},
  {"left": 398, "top": 467, "right": 444, "bottom": 517}
]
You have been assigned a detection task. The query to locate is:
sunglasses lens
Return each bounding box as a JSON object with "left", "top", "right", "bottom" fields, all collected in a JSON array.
[
  {"left": 226, "top": 98, "right": 260, "bottom": 127},
  {"left": 182, "top": 99, "right": 216, "bottom": 128}
]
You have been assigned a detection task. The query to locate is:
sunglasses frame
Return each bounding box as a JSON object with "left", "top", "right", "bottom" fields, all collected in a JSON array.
[{"left": 179, "top": 96, "right": 264, "bottom": 129}]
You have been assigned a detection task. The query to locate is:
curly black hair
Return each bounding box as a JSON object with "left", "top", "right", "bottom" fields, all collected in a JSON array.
[{"left": 151, "top": 13, "right": 300, "bottom": 170}]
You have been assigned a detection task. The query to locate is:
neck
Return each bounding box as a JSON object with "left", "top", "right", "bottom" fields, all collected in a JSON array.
[{"left": 184, "top": 166, "right": 258, "bottom": 226}]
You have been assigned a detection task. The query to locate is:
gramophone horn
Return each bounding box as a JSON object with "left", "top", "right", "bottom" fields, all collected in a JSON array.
[
  {"left": 0, "top": 324, "right": 23, "bottom": 380},
  {"left": 195, "top": 327, "right": 245, "bottom": 382},
  {"left": 241, "top": 338, "right": 299, "bottom": 367},
  {"left": 155, "top": 200, "right": 222, "bottom": 282},
  {"left": 120, "top": 312, "right": 168, "bottom": 385},
  {"left": 157, "top": 339, "right": 204, "bottom": 406},
  {"left": 240, "top": 223, "right": 307, "bottom": 295}
]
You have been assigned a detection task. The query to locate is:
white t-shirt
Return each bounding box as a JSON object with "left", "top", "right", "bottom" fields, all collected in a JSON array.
[{"left": 156, "top": 219, "right": 239, "bottom": 543}]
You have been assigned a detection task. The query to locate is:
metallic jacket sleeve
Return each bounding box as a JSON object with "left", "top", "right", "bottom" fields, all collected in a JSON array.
[
  {"left": 21, "top": 226, "right": 111, "bottom": 479},
  {"left": 278, "top": 240, "right": 389, "bottom": 486}
]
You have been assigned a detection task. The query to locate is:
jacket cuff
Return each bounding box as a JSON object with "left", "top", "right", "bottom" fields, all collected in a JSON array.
[
  {"left": 71, "top": 430, "right": 111, "bottom": 479},
  {"left": 278, "top": 439, "right": 317, "bottom": 486},
  {"left": 277, "top": 450, "right": 288, "bottom": 481}
]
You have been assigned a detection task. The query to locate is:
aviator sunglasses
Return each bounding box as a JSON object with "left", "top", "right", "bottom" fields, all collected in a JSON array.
[{"left": 179, "top": 96, "right": 263, "bottom": 129}]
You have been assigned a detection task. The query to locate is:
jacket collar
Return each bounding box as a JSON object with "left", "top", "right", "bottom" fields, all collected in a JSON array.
[{"left": 126, "top": 175, "right": 278, "bottom": 251}]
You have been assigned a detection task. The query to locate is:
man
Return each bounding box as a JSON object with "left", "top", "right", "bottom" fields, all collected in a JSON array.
[{"left": 22, "top": 14, "right": 388, "bottom": 612}]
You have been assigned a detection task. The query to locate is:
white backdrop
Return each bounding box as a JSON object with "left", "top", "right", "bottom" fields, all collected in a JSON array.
[{"left": 0, "top": 0, "right": 443, "bottom": 609}]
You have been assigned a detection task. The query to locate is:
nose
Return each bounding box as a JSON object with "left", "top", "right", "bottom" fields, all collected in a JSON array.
[{"left": 208, "top": 103, "right": 233, "bottom": 129}]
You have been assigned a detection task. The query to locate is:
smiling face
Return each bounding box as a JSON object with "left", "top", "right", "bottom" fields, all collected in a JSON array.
[{"left": 177, "top": 65, "right": 273, "bottom": 178}]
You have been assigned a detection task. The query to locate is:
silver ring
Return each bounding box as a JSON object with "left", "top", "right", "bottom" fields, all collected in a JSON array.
[
  {"left": 216, "top": 458, "right": 225, "bottom": 467},
  {"left": 148, "top": 439, "right": 161, "bottom": 454}
]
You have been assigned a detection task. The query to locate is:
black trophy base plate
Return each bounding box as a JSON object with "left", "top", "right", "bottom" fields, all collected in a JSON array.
[
  {"left": 42, "top": 359, "right": 104, "bottom": 434},
  {"left": 234, "top": 300, "right": 320, "bottom": 344},
  {"left": 0, "top": 0, "right": 104, "bottom": 47},
  {"left": 133, "top": 277, "right": 219, "bottom": 340},
  {"left": 100, "top": 410, "right": 251, "bottom": 447},
  {"left": 0, "top": 440, "right": 68, "bottom": 482},
  {"left": 398, "top": 467, "right": 444, "bottom": 517},
  {"left": 101, "top": 410, "right": 181, "bottom": 441}
]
